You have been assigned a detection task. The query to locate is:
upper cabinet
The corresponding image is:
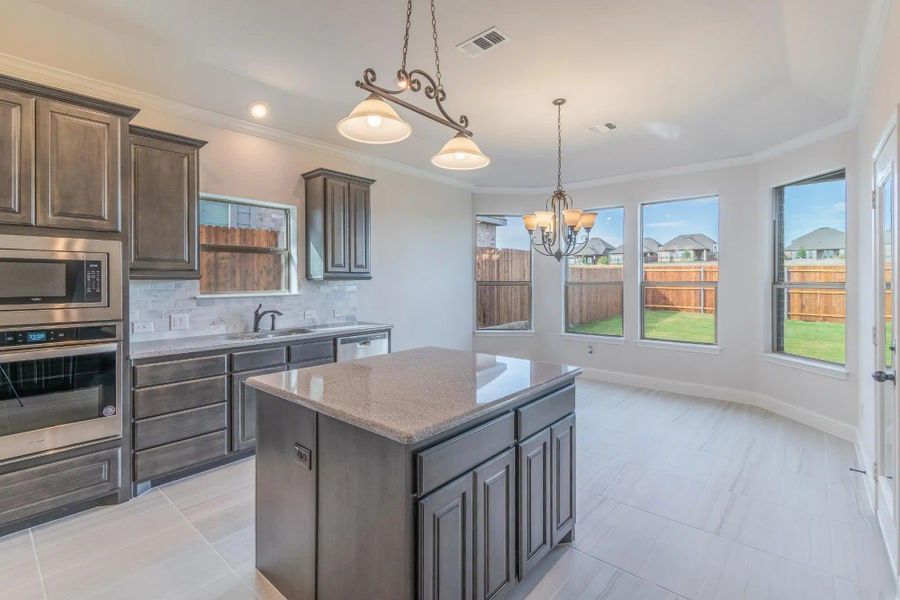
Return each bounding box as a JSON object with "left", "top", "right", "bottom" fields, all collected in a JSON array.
[
  {"left": 0, "top": 74, "right": 138, "bottom": 233},
  {"left": 303, "top": 168, "right": 374, "bottom": 280},
  {"left": 129, "top": 126, "right": 207, "bottom": 278}
]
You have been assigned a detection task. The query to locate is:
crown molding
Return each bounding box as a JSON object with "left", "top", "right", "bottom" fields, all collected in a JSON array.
[{"left": 0, "top": 52, "right": 475, "bottom": 191}]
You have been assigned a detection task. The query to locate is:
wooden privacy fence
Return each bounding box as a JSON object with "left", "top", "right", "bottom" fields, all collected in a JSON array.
[
  {"left": 476, "top": 246, "right": 854, "bottom": 326},
  {"left": 200, "top": 225, "right": 284, "bottom": 293}
]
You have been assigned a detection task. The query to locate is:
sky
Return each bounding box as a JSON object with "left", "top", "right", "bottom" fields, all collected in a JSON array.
[
  {"left": 782, "top": 179, "right": 846, "bottom": 245},
  {"left": 642, "top": 196, "right": 719, "bottom": 244}
]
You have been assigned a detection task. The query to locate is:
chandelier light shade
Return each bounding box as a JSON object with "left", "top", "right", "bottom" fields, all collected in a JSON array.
[
  {"left": 431, "top": 132, "right": 491, "bottom": 170},
  {"left": 337, "top": 94, "right": 412, "bottom": 144},
  {"left": 524, "top": 99, "right": 596, "bottom": 261},
  {"left": 337, "top": 0, "right": 489, "bottom": 170}
]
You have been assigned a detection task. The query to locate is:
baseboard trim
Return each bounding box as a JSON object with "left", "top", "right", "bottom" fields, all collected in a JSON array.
[{"left": 577, "top": 367, "right": 857, "bottom": 441}]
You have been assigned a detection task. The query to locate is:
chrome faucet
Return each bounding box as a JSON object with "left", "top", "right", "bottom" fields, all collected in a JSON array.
[{"left": 253, "top": 304, "right": 284, "bottom": 332}]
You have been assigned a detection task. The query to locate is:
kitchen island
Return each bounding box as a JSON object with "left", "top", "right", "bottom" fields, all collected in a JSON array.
[{"left": 247, "top": 346, "right": 580, "bottom": 600}]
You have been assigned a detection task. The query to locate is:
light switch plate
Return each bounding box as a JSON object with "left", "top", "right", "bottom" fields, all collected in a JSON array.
[
  {"left": 170, "top": 314, "right": 190, "bottom": 330},
  {"left": 304, "top": 309, "right": 316, "bottom": 320},
  {"left": 132, "top": 322, "right": 153, "bottom": 334},
  {"left": 333, "top": 309, "right": 344, "bottom": 318}
]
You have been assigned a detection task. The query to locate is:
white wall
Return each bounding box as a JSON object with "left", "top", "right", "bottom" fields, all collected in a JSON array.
[
  {"left": 474, "top": 129, "right": 859, "bottom": 435},
  {"left": 127, "top": 107, "right": 474, "bottom": 353}
]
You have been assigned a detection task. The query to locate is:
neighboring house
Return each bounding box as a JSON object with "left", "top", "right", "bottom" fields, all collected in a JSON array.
[
  {"left": 657, "top": 233, "right": 718, "bottom": 262},
  {"left": 785, "top": 226, "right": 845, "bottom": 259},
  {"left": 572, "top": 237, "right": 615, "bottom": 264},
  {"left": 609, "top": 237, "right": 662, "bottom": 264},
  {"left": 476, "top": 215, "right": 507, "bottom": 247}
]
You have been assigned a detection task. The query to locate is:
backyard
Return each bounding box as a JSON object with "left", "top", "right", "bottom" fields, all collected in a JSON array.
[{"left": 569, "top": 309, "right": 847, "bottom": 364}]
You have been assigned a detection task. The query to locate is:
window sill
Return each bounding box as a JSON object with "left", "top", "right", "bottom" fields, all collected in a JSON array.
[
  {"left": 196, "top": 291, "right": 300, "bottom": 299},
  {"left": 760, "top": 353, "right": 848, "bottom": 380},
  {"left": 559, "top": 333, "right": 625, "bottom": 345},
  {"left": 635, "top": 339, "right": 721, "bottom": 354},
  {"left": 474, "top": 330, "right": 536, "bottom": 337}
]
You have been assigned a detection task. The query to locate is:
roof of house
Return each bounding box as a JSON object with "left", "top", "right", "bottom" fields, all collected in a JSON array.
[
  {"left": 660, "top": 233, "right": 717, "bottom": 252},
  {"left": 610, "top": 237, "right": 662, "bottom": 255},
  {"left": 573, "top": 236, "right": 616, "bottom": 256},
  {"left": 786, "top": 226, "right": 845, "bottom": 251}
]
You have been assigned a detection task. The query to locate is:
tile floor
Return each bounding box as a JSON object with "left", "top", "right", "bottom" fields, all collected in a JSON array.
[{"left": 1, "top": 380, "right": 896, "bottom": 599}]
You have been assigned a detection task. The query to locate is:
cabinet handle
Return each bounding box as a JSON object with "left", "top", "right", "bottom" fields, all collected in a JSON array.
[{"left": 294, "top": 443, "right": 312, "bottom": 470}]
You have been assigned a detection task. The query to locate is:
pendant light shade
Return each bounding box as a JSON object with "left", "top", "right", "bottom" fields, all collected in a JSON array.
[
  {"left": 430, "top": 133, "right": 490, "bottom": 170},
  {"left": 337, "top": 94, "right": 412, "bottom": 144}
]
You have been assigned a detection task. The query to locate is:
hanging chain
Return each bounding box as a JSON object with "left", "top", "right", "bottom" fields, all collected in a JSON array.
[
  {"left": 430, "top": 0, "right": 442, "bottom": 92},
  {"left": 556, "top": 102, "right": 563, "bottom": 191},
  {"left": 400, "top": 0, "right": 413, "bottom": 74}
]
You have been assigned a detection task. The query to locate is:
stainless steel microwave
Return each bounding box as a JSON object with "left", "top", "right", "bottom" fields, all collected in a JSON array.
[{"left": 0, "top": 235, "right": 122, "bottom": 326}]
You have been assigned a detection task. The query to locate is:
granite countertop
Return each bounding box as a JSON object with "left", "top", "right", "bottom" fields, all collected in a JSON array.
[
  {"left": 246, "top": 346, "right": 581, "bottom": 445},
  {"left": 129, "top": 322, "right": 392, "bottom": 360}
]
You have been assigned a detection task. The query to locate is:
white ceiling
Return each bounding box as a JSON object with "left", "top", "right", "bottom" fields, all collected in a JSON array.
[{"left": 1, "top": 0, "right": 878, "bottom": 187}]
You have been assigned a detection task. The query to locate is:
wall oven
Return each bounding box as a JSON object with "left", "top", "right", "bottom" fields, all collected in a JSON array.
[
  {"left": 0, "top": 234, "right": 122, "bottom": 326},
  {"left": 0, "top": 323, "right": 122, "bottom": 461}
]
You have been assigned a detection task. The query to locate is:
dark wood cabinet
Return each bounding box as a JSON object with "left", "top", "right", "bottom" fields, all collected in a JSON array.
[
  {"left": 129, "top": 126, "right": 206, "bottom": 278},
  {"left": 474, "top": 450, "right": 516, "bottom": 600},
  {"left": 35, "top": 99, "right": 124, "bottom": 231},
  {"left": 517, "top": 428, "right": 552, "bottom": 579},
  {"left": 303, "top": 168, "right": 374, "bottom": 280},
  {"left": 0, "top": 89, "right": 35, "bottom": 225},
  {"left": 551, "top": 415, "right": 576, "bottom": 544},
  {"left": 418, "top": 472, "right": 474, "bottom": 600},
  {"left": 231, "top": 364, "right": 288, "bottom": 452}
]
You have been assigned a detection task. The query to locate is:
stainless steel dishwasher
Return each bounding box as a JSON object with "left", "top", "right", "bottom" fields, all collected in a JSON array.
[{"left": 336, "top": 331, "right": 390, "bottom": 362}]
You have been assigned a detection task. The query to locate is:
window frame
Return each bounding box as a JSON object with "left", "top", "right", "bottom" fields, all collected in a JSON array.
[
  {"left": 198, "top": 193, "right": 299, "bottom": 296},
  {"left": 639, "top": 195, "right": 720, "bottom": 346},
  {"left": 562, "top": 205, "right": 625, "bottom": 338},
  {"left": 474, "top": 214, "right": 534, "bottom": 332},
  {"left": 771, "top": 170, "right": 847, "bottom": 366}
]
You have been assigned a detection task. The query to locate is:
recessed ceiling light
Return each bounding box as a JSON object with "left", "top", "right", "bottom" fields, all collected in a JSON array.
[{"left": 248, "top": 102, "right": 269, "bottom": 119}]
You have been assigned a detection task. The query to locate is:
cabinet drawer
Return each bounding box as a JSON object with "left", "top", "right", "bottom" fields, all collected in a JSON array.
[
  {"left": 288, "top": 340, "right": 334, "bottom": 364},
  {"left": 133, "top": 354, "right": 227, "bottom": 387},
  {"left": 134, "top": 430, "right": 228, "bottom": 482},
  {"left": 231, "top": 346, "right": 287, "bottom": 372},
  {"left": 134, "top": 403, "right": 227, "bottom": 451},
  {"left": 133, "top": 375, "right": 227, "bottom": 419},
  {"left": 0, "top": 448, "right": 120, "bottom": 526},
  {"left": 416, "top": 412, "right": 515, "bottom": 497},
  {"left": 517, "top": 385, "right": 575, "bottom": 440}
]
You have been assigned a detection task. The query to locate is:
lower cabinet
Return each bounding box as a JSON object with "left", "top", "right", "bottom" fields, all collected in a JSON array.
[
  {"left": 231, "top": 365, "right": 287, "bottom": 452},
  {"left": 418, "top": 471, "right": 474, "bottom": 600},
  {"left": 517, "top": 428, "right": 552, "bottom": 579},
  {"left": 474, "top": 449, "right": 516, "bottom": 600},
  {"left": 550, "top": 415, "right": 576, "bottom": 544}
]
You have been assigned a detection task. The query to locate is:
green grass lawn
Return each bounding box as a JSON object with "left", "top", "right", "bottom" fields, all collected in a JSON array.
[{"left": 570, "top": 310, "right": 847, "bottom": 364}]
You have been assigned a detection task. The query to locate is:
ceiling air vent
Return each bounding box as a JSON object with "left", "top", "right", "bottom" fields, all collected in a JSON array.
[
  {"left": 457, "top": 27, "right": 509, "bottom": 57},
  {"left": 589, "top": 123, "right": 618, "bottom": 133}
]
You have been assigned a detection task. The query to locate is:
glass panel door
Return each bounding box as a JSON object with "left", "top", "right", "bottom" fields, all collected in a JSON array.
[{"left": 880, "top": 172, "right": 897, "bottom": 503}]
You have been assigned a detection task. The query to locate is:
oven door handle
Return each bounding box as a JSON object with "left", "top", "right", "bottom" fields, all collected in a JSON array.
[{"left": 0, "top": 342, "right": 120, "bottom": 364}]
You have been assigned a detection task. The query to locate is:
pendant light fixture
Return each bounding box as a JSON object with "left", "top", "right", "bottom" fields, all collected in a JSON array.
[
  {"left": 524, "top": 99, "right": 597, "bottom": 261},
  {"left": 336, "top": 0, "right": 490, "bottom": 170}
]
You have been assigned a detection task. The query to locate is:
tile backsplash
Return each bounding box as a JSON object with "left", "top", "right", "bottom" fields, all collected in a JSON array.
[{"left": 129, "top": 279, "right": 358, "bottom": 342}]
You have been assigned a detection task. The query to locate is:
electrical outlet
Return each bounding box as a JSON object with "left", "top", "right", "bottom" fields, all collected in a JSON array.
[
  {"left": 587, "top": 345, "right": 594, "bottom": 355},
  {"left": 333, "top": 309, "right": 344, "bottom": 318},
  {"left": 170, "top": 313, "right": 190, "bottom": 330},
  {"left": 132, "top": 322, "right": 153, "bottom": 334},
  {"left": 304, "top": 309, "right": 316, "bottom": 320}
]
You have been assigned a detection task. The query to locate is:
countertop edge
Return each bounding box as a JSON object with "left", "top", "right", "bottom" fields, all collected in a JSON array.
[
  {"left": 247, "top": 366, "right": 582, "bottom": 445},
  {"left": 129, "top": 323, "right": 393, "bottom": 360}
]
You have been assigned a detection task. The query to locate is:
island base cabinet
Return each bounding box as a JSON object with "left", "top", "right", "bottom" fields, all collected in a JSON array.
[
  {"left": 517, "top": 428, "right": 553, "bottom": 579},
  {"left": 419, "top": 472, "right": 474, "bottom": 600},
  {"left": 474, "top": 450, "right": 516, "bottom": 600},
  {"left": 551, "top": 415, "right": 576, "bottom": 544}
]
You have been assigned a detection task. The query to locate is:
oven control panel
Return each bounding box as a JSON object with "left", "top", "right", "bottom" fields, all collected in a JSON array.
[
  {"left": 0, "top": 324, "right": 118, "bottom": 347},
  {"left": 84, "top": 260, "right": 103, "bottom": 302}
]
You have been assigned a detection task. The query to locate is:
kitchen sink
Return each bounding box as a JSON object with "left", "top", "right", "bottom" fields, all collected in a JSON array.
[{"left": 226, "top": 327, "right": 314, "bottom": 341}]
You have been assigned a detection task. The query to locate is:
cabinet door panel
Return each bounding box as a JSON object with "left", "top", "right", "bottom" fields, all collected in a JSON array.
[
  {"left": 517, "top": 428, "right": 551, "bottom": 579},
  {"left": 324, "top": 178, "right": 349, "bottom": 273},
  {"left": 231, "top": 365, "right": 286, "bottom": 451},
  {"left": 551, "top": 414, "right": 576, "bottom": 544},
  {"left": 130, "top": 134, "right": 198, "bottom": 274},
  {"left": 36, "top": 99, "right": 121, "bottom": 231},
  {"left": 0, "top": 89, "right": 34, "bottom": 225},
  {"left": 474, "top": 450, "right": 516, "bottom": 600},
  {"left": 419, "top": 472, "right": 474, "bottom": 600},
  {"left": 349, "top": 182, "right": 370, "bottom": 273}
]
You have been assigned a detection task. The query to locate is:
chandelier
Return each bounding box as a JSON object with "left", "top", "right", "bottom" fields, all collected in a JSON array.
[
  {"left": 524, "top": 99, "right": 596, "bottom": 260},
  {"left": 336, "top": 0, "right": 490, "bottom": 170}
]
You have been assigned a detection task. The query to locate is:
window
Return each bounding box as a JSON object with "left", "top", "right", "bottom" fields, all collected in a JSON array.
[
  {"left": 475, "top": 215, "right": 532, "bottom": 330},
  {"left": 773, "top": 171, "right": 846, "bottom": 364},
  {"left": 565, "top": 207, "right": 625, "bottom": 336},
  {"left": 641, "top": 196, "right": 719, "bottom": 344},
  {"left": 199, "top": 195, "right": 296, "bottom": 294}
]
